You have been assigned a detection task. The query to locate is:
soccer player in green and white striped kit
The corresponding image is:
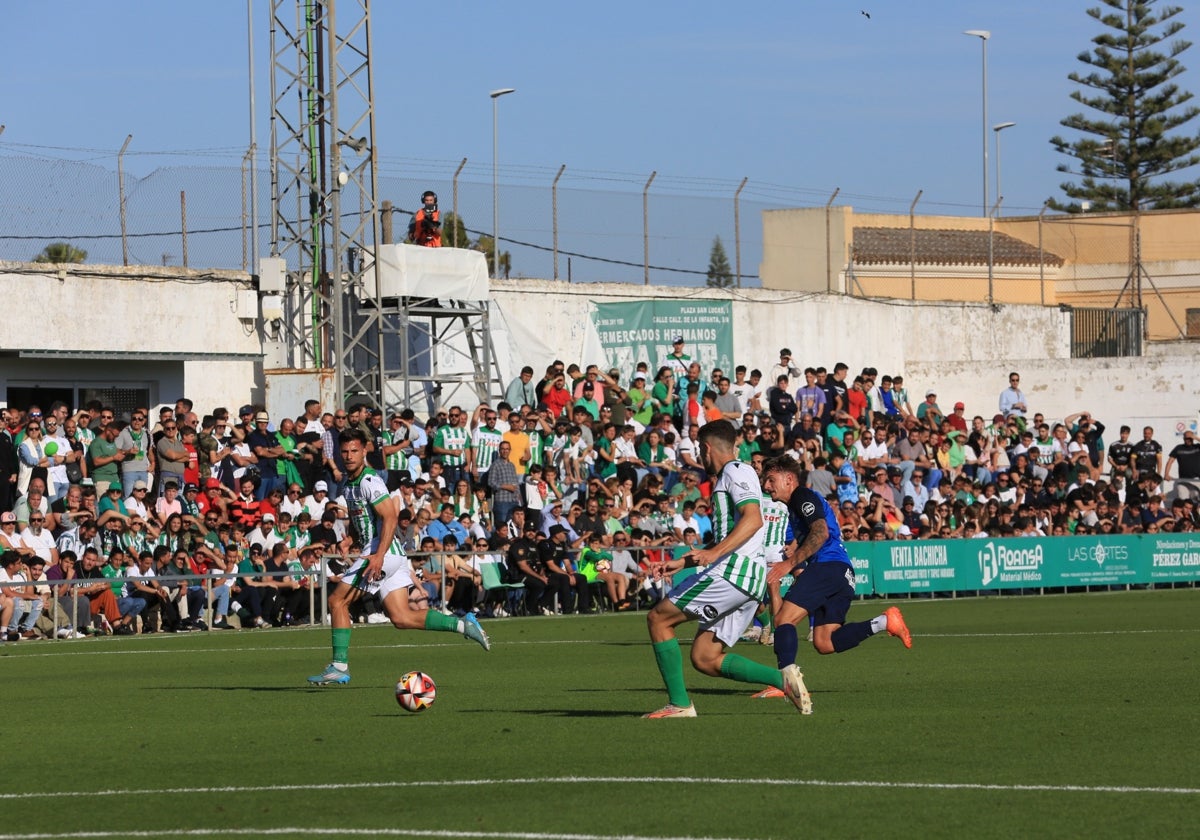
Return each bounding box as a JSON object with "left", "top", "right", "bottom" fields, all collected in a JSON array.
[
  {"left": 307, "top": 429, "right": 490, "bottom": 686},
  {"left": 643, "top": 420, "right": 791, "bottom": 718}
]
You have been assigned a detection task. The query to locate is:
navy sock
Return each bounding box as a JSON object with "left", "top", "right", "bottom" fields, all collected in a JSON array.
[
  {"left": 831, "top": 620, "right": 874, "bottom": 653},
  {"left": 774, "top": 623, "right": 799, "bottom": 669}
]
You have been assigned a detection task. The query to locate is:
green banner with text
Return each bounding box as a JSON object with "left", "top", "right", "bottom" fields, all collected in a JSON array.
[
  {"left": 589, "top": 300, "right": 733, "bottom": 379},
  {"left": 845, "top": 534, "right": 1200, "bottom": 595}
]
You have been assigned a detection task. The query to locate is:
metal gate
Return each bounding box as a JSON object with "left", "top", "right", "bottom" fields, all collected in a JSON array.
[{"left": 1070, "top": 307, "right": 1143, "bottom": 358}]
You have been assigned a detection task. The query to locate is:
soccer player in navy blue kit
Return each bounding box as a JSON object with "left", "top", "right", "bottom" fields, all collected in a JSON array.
[{"left": 761, "top": 456, "right": 912, "bottom": 714}]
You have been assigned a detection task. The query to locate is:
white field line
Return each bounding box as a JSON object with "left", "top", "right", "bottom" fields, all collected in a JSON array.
[
  {"left": 0, "top": 775, "right": 1196, "bottom": 805},
  {"left": 0, "top": 829, "right": 740, "bottom": 840},
  {"left": 0, "top": 830, "right": 738, "bottom": 840},
  {"left": 3, "top": 626, "right": 1199, "bottom": 662}
]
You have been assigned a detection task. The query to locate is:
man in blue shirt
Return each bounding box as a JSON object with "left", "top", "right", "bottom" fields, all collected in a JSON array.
[
  {"left": 761, "top": 456, "right": 912, "bottom": 715},
  {"left": 424, "top": 503, "right": 467, "bottom": 548}
]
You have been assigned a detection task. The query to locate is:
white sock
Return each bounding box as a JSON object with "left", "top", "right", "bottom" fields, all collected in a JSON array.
[
  {"left": 455, "top": 619, "right": 466, "bottom": 633},
  {"left": 332, "top": 662, "right": 348, "bottom": 672},
  {"left": 870, "top": 615, "right": 888, "bottom": 634}
]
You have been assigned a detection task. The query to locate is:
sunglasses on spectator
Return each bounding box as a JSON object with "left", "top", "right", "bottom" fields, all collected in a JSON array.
[{"left": 30, "top": 517, "right": 45, "bottom": 523}]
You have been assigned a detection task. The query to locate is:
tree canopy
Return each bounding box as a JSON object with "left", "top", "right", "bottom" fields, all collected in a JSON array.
[
  {"left": 32, "top": 242, "right": 87, "bottom": 264},
  {"left": 706, "top": 236, "right": 733, "bottom": 288},
  {"left": 1050, "top": 0, "right": 1200, "bottom": 211}
]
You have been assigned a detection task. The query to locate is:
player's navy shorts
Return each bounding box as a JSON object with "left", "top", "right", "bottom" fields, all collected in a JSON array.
[{"left": 783, "top": 560, "right": 856, "bottom": 627}]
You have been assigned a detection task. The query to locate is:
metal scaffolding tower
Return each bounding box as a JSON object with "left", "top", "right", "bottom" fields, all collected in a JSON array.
[
  {"left": 269, "top": 0, "right": 384, "bottom": 405},
  {"left": 268, "top": 0, "right": 502, "bottom": 412}
]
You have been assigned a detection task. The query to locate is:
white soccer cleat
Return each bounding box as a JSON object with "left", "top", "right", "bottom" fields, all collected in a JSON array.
[{"left": 781, "top": 664, "right": 813, "bottom": 715}]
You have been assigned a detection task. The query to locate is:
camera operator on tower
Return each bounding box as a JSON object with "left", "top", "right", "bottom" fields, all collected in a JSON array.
[{"left": 407, "top": 190, "right": 442, "bottom": 247}]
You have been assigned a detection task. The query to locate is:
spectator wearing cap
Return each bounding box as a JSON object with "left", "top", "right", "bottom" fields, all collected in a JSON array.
[
  {"left": 123, "top": 479, "right": 152, "bottom": 521},
  {"left": 661, "top": 335, "right": 691, "bottom": 383},
  {"left": 916, "top": 390, "right": 944, "bottom": 426},
  {"left": 301, "top": 480, "right": 332, "bottom": 521},
  {"left": 246, "top": 410, "right": 287, "bottom": 501},
  {"left": 573, "top": 382, "right": 601, "bottom": 422},
  {"left": 946, "top": 401, "right": 969, "bottom": 434},
  {"left": 627, "top": 372, "right": 654, "bottom": 427},
  {"left": 248, "top": 513, "right": 285, "bottom": 554}
]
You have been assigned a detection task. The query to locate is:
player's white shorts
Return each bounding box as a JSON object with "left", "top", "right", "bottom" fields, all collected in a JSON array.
[
  {"left": 668, "top": 568, "right": 759, "bottom": 648},
  {"left": 341, "top": 551, "right": 413, "bottom": 600}
]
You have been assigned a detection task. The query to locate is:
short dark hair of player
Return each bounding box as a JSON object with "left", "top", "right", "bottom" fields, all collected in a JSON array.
[
  {"left": 762, "top": 455, "right": 804, "bottom": 484},
  {"left": 697, "top": 419, "right": 738, "bottom": 452},
  {"left": 340, "top": 428, "right": 369, "bottom": 448}
]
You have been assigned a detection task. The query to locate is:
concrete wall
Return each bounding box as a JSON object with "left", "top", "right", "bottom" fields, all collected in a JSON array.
[
  {"left": 0, "top": 262, "right": 262, "bottom": 413},
  {"left": 1, "top": 261, "right": 1193, "bottom": 443}
]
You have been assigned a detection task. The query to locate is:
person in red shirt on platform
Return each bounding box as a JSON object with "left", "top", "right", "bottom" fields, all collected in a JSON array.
[{"left": 407, "top": 190, "right": 441, "bottom": 247}]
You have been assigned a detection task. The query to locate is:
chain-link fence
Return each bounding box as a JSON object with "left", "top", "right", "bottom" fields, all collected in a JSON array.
[{"left": 0, "top": 149, "right": 804, "bottom": 287}]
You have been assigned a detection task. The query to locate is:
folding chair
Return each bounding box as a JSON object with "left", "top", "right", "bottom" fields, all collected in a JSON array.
[{"left": 479, "top": 562, "right": 525, "bottom": 616}]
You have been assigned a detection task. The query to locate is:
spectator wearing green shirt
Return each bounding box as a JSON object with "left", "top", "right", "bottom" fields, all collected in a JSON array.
[{"left": 87, "top": 424, "right": 127, "bottom": 496}]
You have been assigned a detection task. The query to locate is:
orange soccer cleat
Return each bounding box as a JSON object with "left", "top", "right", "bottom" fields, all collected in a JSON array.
[
  {"left": 884, "top": 606, "right": 912, "bottom": 649},
  {"left": 642, "top": 703, "right": 697, "bottom": 719}
]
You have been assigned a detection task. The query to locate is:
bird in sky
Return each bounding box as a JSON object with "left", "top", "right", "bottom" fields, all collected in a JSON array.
[{"left": 861, "top": 10, "right": 870, "bottom": 18}]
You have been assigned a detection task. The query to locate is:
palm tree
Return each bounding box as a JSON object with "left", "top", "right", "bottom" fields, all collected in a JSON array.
[{"left": 33, "top": 242, "right": 87, "bottom": 264}]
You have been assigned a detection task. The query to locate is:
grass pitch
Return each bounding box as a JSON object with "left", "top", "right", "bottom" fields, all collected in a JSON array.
[{"left": 1, "top": 589, "right": 1198, "bottom": 840}]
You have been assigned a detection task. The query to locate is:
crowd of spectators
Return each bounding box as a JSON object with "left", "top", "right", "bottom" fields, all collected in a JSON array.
[{"left": 2, "top": 338, "right": 1198, "bottom": 641}]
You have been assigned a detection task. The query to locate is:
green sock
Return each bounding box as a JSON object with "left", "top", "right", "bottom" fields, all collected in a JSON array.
[
  {"left": 332, "top": 627, "right": 351, "bottom": 665},
  {"left": 720, "top": 653, "right": 784, "bottom": 689},
  {"left": 652, "top": 638, "right": 691, "bottom": 708},
  {"left": 424, "top": 610, "right": 460, "bottom": 632},
  {"left": 756, "top": 608, "right": 772, "bottom": 630}
]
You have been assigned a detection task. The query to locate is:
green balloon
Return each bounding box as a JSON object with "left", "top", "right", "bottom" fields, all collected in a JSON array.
[{"left": 43, "top": 441, "right": 58, "bottom": 457}]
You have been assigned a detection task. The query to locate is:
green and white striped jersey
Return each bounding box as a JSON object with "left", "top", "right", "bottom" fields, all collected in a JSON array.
[
  {"left": 344, "top": 468, "right": 404, "bottom": 555},
  {"left": 434, "top": 424, "right": 469, "bottom": 467},
  {"left": 383, "top": 428, "right": 409, "bottom": 471},
  {"left": 472, "top": 426, "right": 504, "bottom": 472},
  {"left": 708, "top": 459, "right": 767, "bottom": 599},
  {"left": 760, "top": 497, "right": 790, "bottom": 564}
]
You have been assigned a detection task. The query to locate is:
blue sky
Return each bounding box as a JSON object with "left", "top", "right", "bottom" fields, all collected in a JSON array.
[{"left": 3, "top": 1, "right": 1198, "bottom": 280}]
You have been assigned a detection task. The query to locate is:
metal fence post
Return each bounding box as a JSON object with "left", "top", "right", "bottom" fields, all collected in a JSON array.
[
  {"left": 451, "top": 157, "right": 467, "bottom": 248},
  {"left": 118, "top": 134, "right": 133, "bottom": 266},
  {"left": 909, "top": 190, "right": 922, "bottom": 300},
  {"left": 643, "top": 170, "right": 656, "bottom": 285},
  {"left": 734, "top": 177, "right": 747, "bottom": 288},
  {"left": 552, "top": 164, "right": 566, "bottom": 280}
]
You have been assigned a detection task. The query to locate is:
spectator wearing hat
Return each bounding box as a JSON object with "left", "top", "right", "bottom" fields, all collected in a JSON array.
[
  {"left": 946, "top": 401, "right": 969, "bottom": 434},
  {"left": 916, "top": 390, "right": 944, "bottom": 426},
  {"left": 247, "top": 411, "right": 286, "bottom": 501}
]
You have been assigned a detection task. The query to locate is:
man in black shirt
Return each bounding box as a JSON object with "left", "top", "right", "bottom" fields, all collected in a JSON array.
[
  {"left": 1106, "top": 425, "right": 1134, "bottom": 480},
  {"left": 1165, "top": 429, "right": 1200, "bottom": 501},
  {"left": 1131, "top": 426, "right": 1163, "bottom": 478},
  {"left": 539, "top": 525, "right": 592, "bottom": 615}
]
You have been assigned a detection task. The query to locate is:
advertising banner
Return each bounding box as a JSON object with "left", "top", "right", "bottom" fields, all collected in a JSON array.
[
  {"left": 589, "top": 300, "right": 734, "bottom": 378},
  {"left": 847, "top": 534, "right": 1200, "bottom": 596}
]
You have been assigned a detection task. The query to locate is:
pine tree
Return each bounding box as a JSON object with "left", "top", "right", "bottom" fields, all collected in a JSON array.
[
  {"left": 706, "top": 236, "right": 733, "bottom": 288},
  {"left": 1050, "top": 0, "right": 1200, "bottom": 211}
]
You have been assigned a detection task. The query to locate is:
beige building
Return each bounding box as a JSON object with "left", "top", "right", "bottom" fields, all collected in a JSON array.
[{"left": 760, "top": 206, "right": 1200, "bottom": 342}]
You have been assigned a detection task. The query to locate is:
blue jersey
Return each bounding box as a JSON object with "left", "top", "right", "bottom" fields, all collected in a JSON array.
[{"left": 785, "top": 485, "right": 851, "bottom": 566}]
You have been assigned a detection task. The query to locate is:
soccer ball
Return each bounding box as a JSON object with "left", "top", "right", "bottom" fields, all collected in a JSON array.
[{"left": 395, "top": 671, "right": 437, "bottom": 712}]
